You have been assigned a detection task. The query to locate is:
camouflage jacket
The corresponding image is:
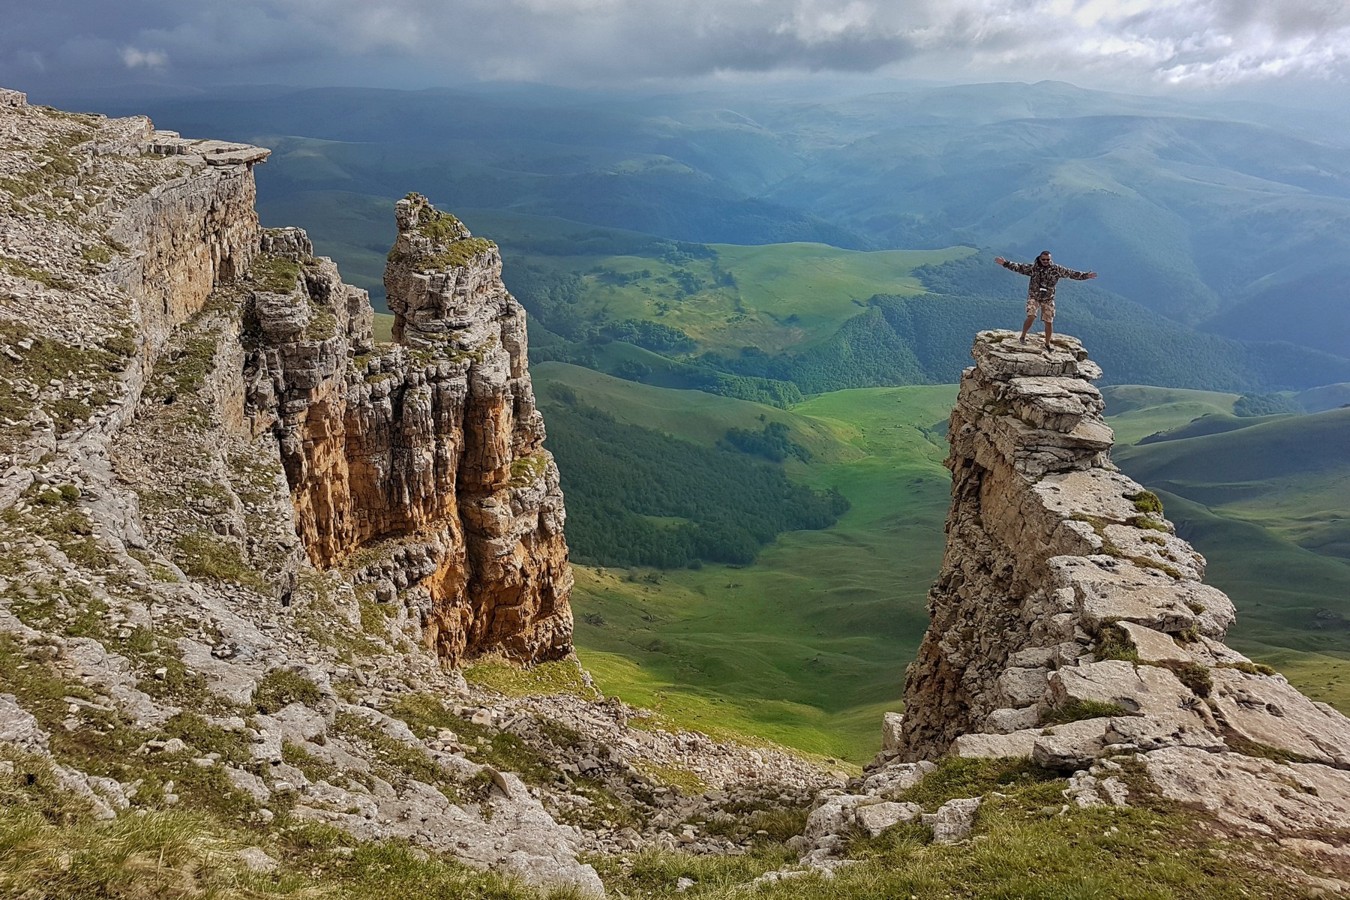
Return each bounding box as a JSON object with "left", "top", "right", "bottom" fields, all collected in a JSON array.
[{"left": 1000, "top": 259, "right": 1093, "bottom": 303}]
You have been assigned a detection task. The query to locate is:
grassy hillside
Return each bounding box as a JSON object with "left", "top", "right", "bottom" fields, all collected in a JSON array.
[
  {"left": 1116, "top": 407, "right": 1350, "bottom": 556},
  {"left": 1103, "top": 403, "right": 1350, "bottom": 707},
  {"left": 547, "top": 370, "right": 1350, "bottom": 761},
  {"left": 520, "top": 242, "right": 968, "bottom": 355},
  {"left": 550, "top": 374, "right": 955, "bottom": 762},
  {"left": 1098, "top": 385, "right": 1238, "bottom": 444},
  {"left": 98, "top": 81, "right": 1350, "bottom": 365}
]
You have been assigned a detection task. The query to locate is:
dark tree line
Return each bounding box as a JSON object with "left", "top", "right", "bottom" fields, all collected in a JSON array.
[{"left": 541, "top": 398, "right": 848, "bottom": 568}]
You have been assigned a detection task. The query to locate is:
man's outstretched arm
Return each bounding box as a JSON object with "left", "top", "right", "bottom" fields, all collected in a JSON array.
[
  {"left": 1053, "top": 264, "right": 1098, "bottom": 280},
  {"left": 994, "top": 257, "right": 1034, "bottom": 275}
]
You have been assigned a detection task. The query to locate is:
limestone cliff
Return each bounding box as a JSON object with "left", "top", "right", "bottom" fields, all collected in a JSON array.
[
  {"left": 1, "top": 93, "right": 846, "bottom": 897},
  {"left": 244, "top": 196, "right": 572, "bottom": 666},
  {"left": 0, "top": 89, "right": 601, "bottom": 892},
  {"left": 890, "top": 330, "right": 1350, "bottom": 841}
]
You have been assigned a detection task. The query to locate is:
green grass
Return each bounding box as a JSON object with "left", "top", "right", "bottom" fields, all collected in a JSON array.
[
  {"left": 373, "top": 311, "right": 395, "bottom": 342},
  {"left": 1099, "top": 384, "right": 1238, "bottom": 444},
  {"left": 1116, "top": 407, "right": 1350, "bottom": 556},
  {"left": 534, "top": 362, "right": 848, "bottom": 460},
  {"left": 561, "top": 368, "right": 1350, "bottom": 763},
  {"left": 1106, "top": 403, "right": 1350, "bottom": 708},
  {"left": 569, "top": 381, "right": 954, "bottom": 763},
  {"left": 595, "top": 757, "right": 1318, "bottom": 900},
  {"left": 253, "top": 668, "right": 322, "bottom": 714}
]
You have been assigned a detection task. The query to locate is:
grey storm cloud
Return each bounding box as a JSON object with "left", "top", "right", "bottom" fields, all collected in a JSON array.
[{"left": 1, "top": 0, "right": 1348, "bottom": 91}]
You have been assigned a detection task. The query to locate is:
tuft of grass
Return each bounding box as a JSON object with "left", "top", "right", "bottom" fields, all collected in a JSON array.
[
  {"left": 162, "top": 712, "right": 252, "bottom": 767},
  {"left": 253, "top": 668, "right": 322, "bottom": 714},
  {"left": 1153, "top": 660, "right": 1213, "bottom": 697},
  {"left": 333, "top": 710, "right": 445, "bottom": 787},
  {"left": 632, "top": 760, "right": 708, "bottom": 796},
  {"left": 1128, "top": 515, "right": 1171, "bottom": 532},
  {"left": 1043, "top": 698, "right": 1128, "bottom": 725},
  {"left": 416, "top": 208, "right": 470, "bottom": 244},
  {"left": 1094, "top": 622, "right": 1139, "bottom": 662},
  {"left": 0, "top": 321, "right": 121, "bottom": 444},
  {"left": 842, "top": 820, "right": 934, "bottom": 858},
  {"left": 1223, "top": 735, "right": 1321, "bottom": 765},
  {"left": 593, "top": 846, "right": 795, "bottom": 898},
  {"left": 282, "top": 740, "right": 340, "bottom": 784},
  {"left": 1219, "top": 660, "right": 1277, "bottom": 677},
  {"left": 153, "top": 336, "right": 219, "bottom": 399},
  {"left": 172, "top": 532, "right": 268, "bottom": 593},
  {"left": 1126, "top": 490, "right": 1165, "bottom": 516},
  {"left": 388, "top": 694, "right": 556, "bottom": 787},
  {"left": 0, "top": 253, "right": 76, "bottom": 290},
  {"left": 249, "top": 254, "right": 302, "bottom": 294},
  {"left": 892, "top": 757, "right": 1057, "bottom": 811}
]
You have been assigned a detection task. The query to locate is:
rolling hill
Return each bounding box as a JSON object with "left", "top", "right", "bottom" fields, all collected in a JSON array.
[
  {"left": 526, "top": 367, "right": 1350, "bottom": 760},
  {"left": 68, "top": 80, "right": 1350, "bottom": 366}
]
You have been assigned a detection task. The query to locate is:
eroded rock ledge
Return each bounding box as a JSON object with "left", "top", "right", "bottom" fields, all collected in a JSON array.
[{"left": 884, "top": 330, "right": 1350, "bottom": 842}]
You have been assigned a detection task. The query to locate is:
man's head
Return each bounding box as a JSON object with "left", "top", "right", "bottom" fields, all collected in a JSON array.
[{"left": 1037, "top": 250, "right": 1052, "bottom": 264}]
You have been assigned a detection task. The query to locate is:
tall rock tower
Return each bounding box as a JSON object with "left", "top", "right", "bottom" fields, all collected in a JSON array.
[
  {"left": 246, "top": 195, "right": 574, "bottom": 666},
  {"left": 890, "top": 331, "right": 1350, "bottom": 833}
]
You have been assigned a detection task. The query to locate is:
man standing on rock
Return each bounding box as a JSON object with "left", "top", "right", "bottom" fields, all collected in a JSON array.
[{"left": 995, "top": 250, "right": 1097, "bottom": 348}]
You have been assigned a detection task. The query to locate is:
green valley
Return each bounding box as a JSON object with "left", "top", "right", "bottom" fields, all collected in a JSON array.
[{"left": 535, "top": 373, "right": 1350, "bottom": 763}]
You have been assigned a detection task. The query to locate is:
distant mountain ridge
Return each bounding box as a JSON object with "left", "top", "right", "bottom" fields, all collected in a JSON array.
[{"left": 59, "top": 79, "right": 1350, "bottom": 365}]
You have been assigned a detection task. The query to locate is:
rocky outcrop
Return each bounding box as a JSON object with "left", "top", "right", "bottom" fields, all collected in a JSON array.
[
  {"left": 244, "top": 195, "right": 572, "bottom": 666},
  {"left": 886, "top": 330, "right": 1350, "bottom": 845},
  {"left": 0, "top": 92, "right": 595, "bottom": 894}
]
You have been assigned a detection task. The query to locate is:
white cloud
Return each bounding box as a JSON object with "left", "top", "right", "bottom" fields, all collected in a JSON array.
[
  {"left": 2, "top": 0, "right": 1349, "bottom": 92},
  {"left": 120, "top": 46, "right": 168, "bottom": 70}
]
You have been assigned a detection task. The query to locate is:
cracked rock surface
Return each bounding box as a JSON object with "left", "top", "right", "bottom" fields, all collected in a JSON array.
[{"left": 885, "top": 330, "right": 1350, "bottom": 851}]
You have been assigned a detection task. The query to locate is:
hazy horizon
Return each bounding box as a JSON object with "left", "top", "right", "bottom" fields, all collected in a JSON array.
[{"left": 4, "top": 0, "right": 1349, "bottom": 110}]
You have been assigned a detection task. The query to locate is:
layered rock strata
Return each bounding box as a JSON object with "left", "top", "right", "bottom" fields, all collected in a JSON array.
[
  {"left": 889, "top": 330, "right": 1350, "bottom": 841},
  {"left": 244, "top": 195, "right": 573, "bottom": 666},
  {"left": 0, "top": 93, "right": 595, "bottom": 893}
]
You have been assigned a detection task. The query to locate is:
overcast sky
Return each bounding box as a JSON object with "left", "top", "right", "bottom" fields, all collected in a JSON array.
[{"left": 3, "top": 0, "right": 1349, "bottom": 100}]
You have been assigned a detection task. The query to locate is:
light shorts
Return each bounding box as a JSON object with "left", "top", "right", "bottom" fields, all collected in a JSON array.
[{"left": 1026, "top": 295, "right": 1055, "bottom": 324}]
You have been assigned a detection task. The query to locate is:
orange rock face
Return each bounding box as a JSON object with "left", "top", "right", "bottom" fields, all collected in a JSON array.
[{"left": 245, "top": 199, "right": 573, "bottom": 666}]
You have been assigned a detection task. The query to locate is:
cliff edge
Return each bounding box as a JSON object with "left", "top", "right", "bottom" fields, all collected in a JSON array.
[{"left": 888, "top": 330, "right": 1350, "bottom": 842}]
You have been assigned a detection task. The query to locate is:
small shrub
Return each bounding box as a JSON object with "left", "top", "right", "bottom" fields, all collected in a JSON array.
[
  {"left": 283, "top": 740, "right": 339, "bottom": 783},
  {"left": 1156, "top": 661, "right": 1213, "bottom": 697}
]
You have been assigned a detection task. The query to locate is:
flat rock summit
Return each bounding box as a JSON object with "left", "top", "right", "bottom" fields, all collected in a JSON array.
[{"left": 2, "top": 87, "right": 1350, "bottom": 895}]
